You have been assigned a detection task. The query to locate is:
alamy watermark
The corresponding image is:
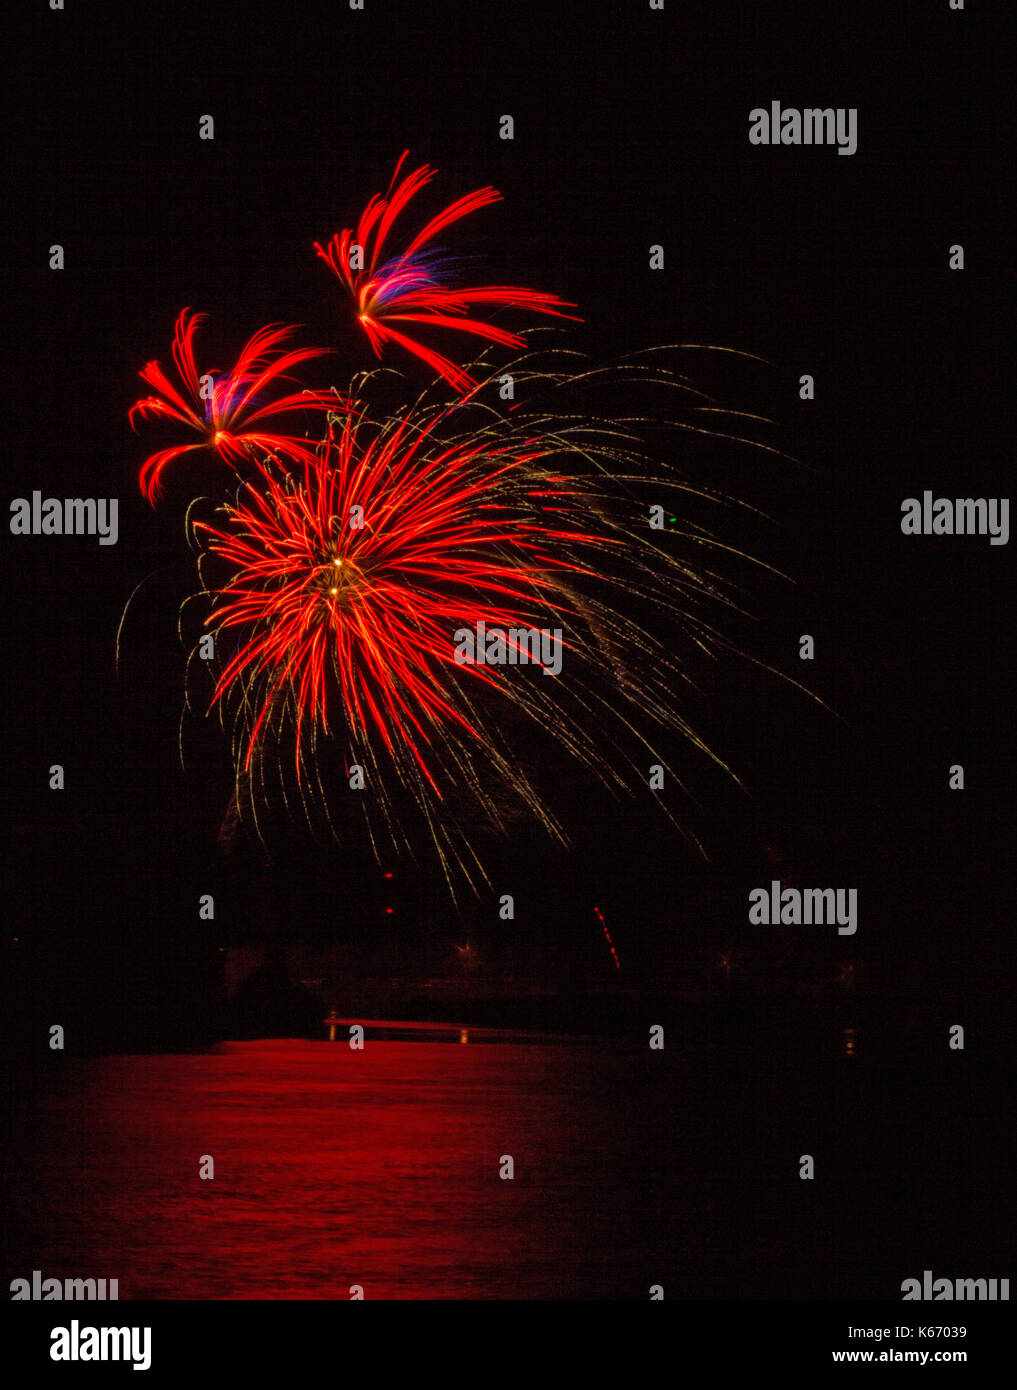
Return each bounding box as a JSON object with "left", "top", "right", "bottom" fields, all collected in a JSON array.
[
  {"left": 901, "top": 493, "right": 1009, "bottom": 545},
  {"left": 901, "top": 1270, "right": 1009, "bottom": 1301},
  {"left": 453, "top": 622, "right": 563, "bottom": 676},
  {"left": 749, "top": 102, "right": 858, "bottom": 156},
  {"left": 9, "top": 492, "right": 118, "bottom": 545},
  {"left": 749, "top": 879, "right": 857, "bottom": 935},
  {"left": 10, "top": 1270, "right": 118, "bottom": 1300}
]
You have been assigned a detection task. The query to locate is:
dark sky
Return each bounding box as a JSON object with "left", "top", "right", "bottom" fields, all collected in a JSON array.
[{"left": 4, "top": 1, "right": 1013, "bottom": 1039}]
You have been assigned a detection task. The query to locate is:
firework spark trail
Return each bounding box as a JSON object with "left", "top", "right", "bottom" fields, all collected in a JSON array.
[
  {"left": 129, "top": 309, "right": 348, "bottom": 502},
  {"left": 314, "top": 151, "right": 579, "bottom": 392},
  {"left": 178, "top": 342, "right": 802, "bottom": 894}
]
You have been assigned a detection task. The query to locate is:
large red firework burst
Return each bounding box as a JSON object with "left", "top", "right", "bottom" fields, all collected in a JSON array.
[
  {"left": 129, "top": 309, "right": 346, "bottom": 502},
  {"left": 313, "top": 152, "right": 579, "bottom": 393},
  {"left": 183, "top": 351, "right": 762, "bottom": 889},
  {"left": 195, "top": 408, "right": 608, "bottom": 785}
]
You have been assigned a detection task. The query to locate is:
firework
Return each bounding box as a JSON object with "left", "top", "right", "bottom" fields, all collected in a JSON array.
[
  {"left": 314, "top": 152, "right": 579, "bottom": 392},
  {"left": 129, "top": 309, "right": 347, "bottom": 503},
  {"left": 122, "top": 151, "right": 814, "bottom": 897},
  {"left": 184, "top": 346, "right": 786, "bottom": 893}
]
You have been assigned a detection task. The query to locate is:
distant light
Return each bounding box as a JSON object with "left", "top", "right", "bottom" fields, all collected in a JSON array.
[
  {"left": 593, "top": 905, "right": 621, "bottom": 970},
  {"left": 383, "top": 872, "right": 393, "bottom": 879},
  {"left": 385, "top": 907, "right": 394, "bottom": 914}
]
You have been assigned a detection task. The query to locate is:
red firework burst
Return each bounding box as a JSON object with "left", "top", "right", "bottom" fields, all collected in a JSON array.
[
  {"left": 195, "top": 407, "right": 610, "bottom": 791},
  {"left": 129, "top": 309, "right": 347, "bottom": 503},
  {"left": 313, "top": 152, "right": 579, "bottom": 393}
]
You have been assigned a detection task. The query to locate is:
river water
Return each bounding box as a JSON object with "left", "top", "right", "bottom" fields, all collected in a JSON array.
[{"left": 5, "top": 1034, "right": 999, "bottom": 1299}]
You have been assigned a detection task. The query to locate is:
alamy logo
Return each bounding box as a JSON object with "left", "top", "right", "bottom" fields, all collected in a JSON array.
[
  {"left": 9, "top": 492, "right": 119, "bottom": 545},
  {"left": 749, "top": 102, "right": 858, "bottom": 156},
  {"left": 749, "top": 880, "right": 857, "bottom": 935},
  {"left": 453, "top": 621, "right": 563, "bottom": 676},
  {"left": 901, "top": 1271, "right": 1009, "bottom": 1301},
  {"left": 901, "top": 493, "right": 1009, "bottom": 545},
  {"left": 49, "top": 1320, "right": 151, "bottom": 1371}
]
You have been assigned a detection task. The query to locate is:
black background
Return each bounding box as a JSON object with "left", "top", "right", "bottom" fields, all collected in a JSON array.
[{"left": 3, "top": 0, "right": 1014, "bottom": 1303}]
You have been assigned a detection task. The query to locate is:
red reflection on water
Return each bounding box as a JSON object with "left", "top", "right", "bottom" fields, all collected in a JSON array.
[{"left": 5, "top": 1039, "right": 663, "bottom": 1300}]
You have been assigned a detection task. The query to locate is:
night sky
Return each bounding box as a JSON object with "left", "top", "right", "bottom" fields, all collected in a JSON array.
[
  {"left": 7, "top": 0, "right": 1012, "bottom": 1029},
  {"left": 2, "top": 0, "right": 1014, "bottom": 1320}
]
